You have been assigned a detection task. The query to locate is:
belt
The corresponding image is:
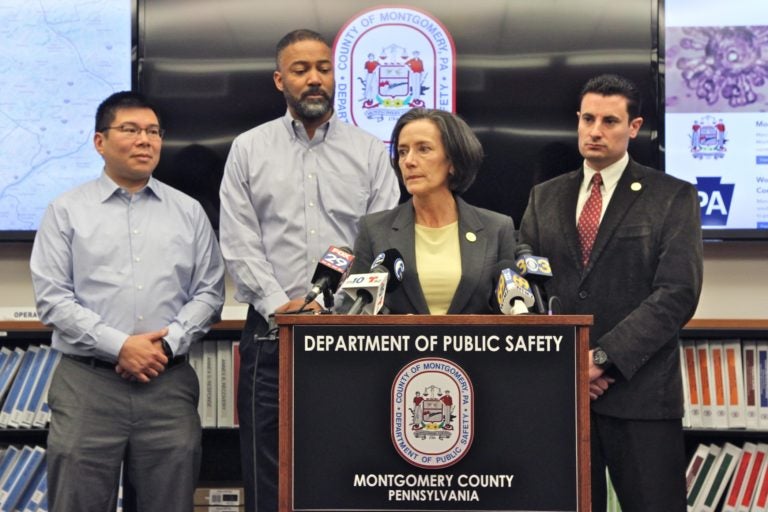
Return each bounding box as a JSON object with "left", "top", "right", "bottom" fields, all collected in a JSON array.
[{"left": 64, "top": 353, "right": 187, "bottom": 369}]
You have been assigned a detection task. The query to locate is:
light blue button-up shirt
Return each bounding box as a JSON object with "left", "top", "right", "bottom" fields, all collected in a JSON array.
[
  {"left": 30, "top": 172, "right": 226, "bottom": 360},
  {"left": 219, "top": 111, "right": 400, "bottom": 319}
]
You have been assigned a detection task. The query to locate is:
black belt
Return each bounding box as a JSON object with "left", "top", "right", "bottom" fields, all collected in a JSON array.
[{"left": 64, "top": 353, "right": 187, "bottom": 369}]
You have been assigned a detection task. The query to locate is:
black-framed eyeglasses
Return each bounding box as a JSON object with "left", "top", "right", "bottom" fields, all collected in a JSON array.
[{"left": 99, "top": 123, "right": 165, "bottom": 140}]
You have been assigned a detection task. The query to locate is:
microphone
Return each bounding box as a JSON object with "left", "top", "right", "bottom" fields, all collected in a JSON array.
[
  {"left": 514, "top": 244, "right": 553, "bottom": 314},
  {"left": 303, "top": 246, "right": 355, "bottom": 308},
  {"left": 340, "top": 272, "right": 388, "bottom": 315},
  {"left": 494, "top": 263, "right": 535, "bottom": 315},
  {"left": 342, "top": 248, "right": 406, "bottom": 315},
  {"left": 370, "top": 248, "right": 405, "bottom": 292}
]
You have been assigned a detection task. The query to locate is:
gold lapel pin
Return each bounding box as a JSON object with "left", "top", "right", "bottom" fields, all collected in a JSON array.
[
  {"left": 466, "top": 232, "right": 477, "bottom": 242},
  {"left": 631, "top": 182, "right": 642, "bottom": 192}
]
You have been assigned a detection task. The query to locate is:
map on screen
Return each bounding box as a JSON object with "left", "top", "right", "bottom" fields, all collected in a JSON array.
[{"left": 0, "top": 0, "right": 131, "bottom": 233}]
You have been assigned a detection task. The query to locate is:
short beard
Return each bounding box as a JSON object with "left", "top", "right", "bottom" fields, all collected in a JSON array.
[{"left": 286, "top": 89, "right": 333, "bottom": 121}]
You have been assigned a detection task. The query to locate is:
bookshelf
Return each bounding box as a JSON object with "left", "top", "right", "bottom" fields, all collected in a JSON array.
[
  {"left": 681, "top": 319, "right": 768, "bottom": 511},
  {"left": 682, "top": 319, "right": 768, "bottom": 439},
  {"left": 0, "top": 320, "right": 245, "bottom": 510},
  {"left": 5, "top": 318, "right": 765, "bottom": 510}
]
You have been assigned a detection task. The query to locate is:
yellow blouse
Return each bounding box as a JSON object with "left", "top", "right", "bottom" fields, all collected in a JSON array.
[{"left": 414, "top": 221, "right": 461, "bottom": 315}]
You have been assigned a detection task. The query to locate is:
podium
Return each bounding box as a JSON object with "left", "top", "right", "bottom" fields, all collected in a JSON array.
[{"left": 278, "top": 314, "right": 592, "bottom": 511}]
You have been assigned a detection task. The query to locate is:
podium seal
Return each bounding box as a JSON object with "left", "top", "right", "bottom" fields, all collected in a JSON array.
[{"left": 391, "top": 357, "right": 474, "bottom": 469}]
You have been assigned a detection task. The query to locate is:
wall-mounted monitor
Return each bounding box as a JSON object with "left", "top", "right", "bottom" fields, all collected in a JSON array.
[
  {"left": 3, "top": 0, "right": 671, "bottom": 243},
  {"left": 138, "top": 0, "right": 659, "bottom": 236},
  {"left": 662, "top": 0, "right": 768, "bottom": 240},
  {"left": 0, "top": 0, "right": 134, "bottom": 241}
]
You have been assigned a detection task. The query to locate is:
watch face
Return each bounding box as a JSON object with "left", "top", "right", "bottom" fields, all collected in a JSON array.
[{"left": 593, "top": 349, "right": 608, "bottom": 365}]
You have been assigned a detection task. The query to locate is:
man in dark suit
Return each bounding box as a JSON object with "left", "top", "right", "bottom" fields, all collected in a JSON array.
[{"left": 519, "top": 74, "right": 703, "bottom": 511}]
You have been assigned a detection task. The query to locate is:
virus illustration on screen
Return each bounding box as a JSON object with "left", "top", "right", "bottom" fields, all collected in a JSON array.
[{"left": 675, "top": 26, "right": 768, "bottom": 108}]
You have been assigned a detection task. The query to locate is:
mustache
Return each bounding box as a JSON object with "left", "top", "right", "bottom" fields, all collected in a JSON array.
[{"left": 301, "top": 87, "right": 330, "bottom": 100}]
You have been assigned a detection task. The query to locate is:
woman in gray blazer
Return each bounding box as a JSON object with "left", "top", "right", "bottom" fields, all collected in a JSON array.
[{"left": 348, "top": 108, "right": 517, "bottom": 314}]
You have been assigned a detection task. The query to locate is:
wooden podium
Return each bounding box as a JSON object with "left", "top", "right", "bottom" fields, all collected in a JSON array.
[{"left": 278, "top": 314, "right": 592, "bottom": 511}]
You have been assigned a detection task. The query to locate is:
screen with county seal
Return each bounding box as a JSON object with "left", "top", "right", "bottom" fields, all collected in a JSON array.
[
  {"left": 0, "top": 0, "right": 133, "bottom": 240},
  {"left": 663, "top": 0, "right": 768, "bottom": 239}
]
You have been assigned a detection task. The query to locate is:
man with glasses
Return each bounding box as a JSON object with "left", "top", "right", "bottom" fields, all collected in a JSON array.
[{"left": 30, "top": 91, "right": 225, "bottom": 512}]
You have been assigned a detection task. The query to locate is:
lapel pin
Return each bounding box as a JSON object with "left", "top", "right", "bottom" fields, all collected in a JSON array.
[
  {"left": 465, "top": 232, "right": 477, "bottom": 242},
  {"left": 631, "top": 182, "right": 642, "bottom": 192}
]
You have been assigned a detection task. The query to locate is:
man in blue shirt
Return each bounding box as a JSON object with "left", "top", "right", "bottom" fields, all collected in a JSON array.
[
  {"left": 219, "top": 29, "right": 400, "bottom": 512},
  {"left": 31, "top": 91, "right": 226, "bottom": 512}
]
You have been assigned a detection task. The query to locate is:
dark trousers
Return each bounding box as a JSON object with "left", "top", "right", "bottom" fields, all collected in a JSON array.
[
  {"left": 238, "top": 307, "right": 278, "bottom": 512},
  {"left": 47, "top": 356, "right": 201, "bottom": 512},
  {"left": 591, "top": 412, "right": 687, "bottom": 512}
]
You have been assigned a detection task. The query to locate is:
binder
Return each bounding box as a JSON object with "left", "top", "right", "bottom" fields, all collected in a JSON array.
[
  {"left": 0, "top": 445, "right": 33, "bottom": 508},
  {"left": 31, "top": 350, "right": 61, "bottom": 429},
  {"left": 743, "top": 341, "right": 760, "bottom": 430},
  {"left": 0, "top": 349, "right": 37, "bottom": 428},
  {"left": 693, "top": 442, "right": 742, "bottom": 512},
  {"left": 696, "top": 341, "right": 714, "bottom": 428},
  {"left": 216, "top": 340, "right": 234, "bottom": 428},
  {"left": 682, "top": 340, "right": 702, "bottom": 428},
  {"left": 757, "top": 345, "right": 768, "bottom": 427},
  {"left": 0, "top": 349, "right": 25, "bottom": 407},
  {"left": 201, "top": 342, "right": 218, "bottom": 427},
  {"left": 18, "top": 347, "right": 55, "bottom": 428},
  {"left": 722, "top": 442, "right": 757, "bottom": 512},
  {"left": 723, "top": 339, "right": 746, "bottom": 428},
  {"left": 735, "top": 443, "right": 768, "bottom": 512},
  {"left": 688, "top": 444, "right": 721, "bottom": 510},
  {"left": 3, "top": 448, "right": 45, "bottom": 512},
  {"left": 709, "top": 341, "right": 729, "bottom": 428}
]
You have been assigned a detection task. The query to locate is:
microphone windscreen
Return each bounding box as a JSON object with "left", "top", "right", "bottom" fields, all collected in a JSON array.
[{"left": 514, "top": 243, "right": 534, "bottom": 258}]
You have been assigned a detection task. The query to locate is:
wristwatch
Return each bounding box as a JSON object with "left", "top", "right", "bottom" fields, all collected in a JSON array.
[
  {"left": 160, "top": 338, "right": 174, "bottom": 361},
  {"left": 592, "top": 347, "right": 611, "bottom": 369}
]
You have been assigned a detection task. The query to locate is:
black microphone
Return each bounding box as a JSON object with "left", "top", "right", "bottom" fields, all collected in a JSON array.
[
  {"left": 514, "top": 244, "right": 553, "bottom": 314},
  {"left": 343, "top": 249, "right": 406, "bottom": 315},
  {"left": 303, "top": 246, "right": 354, "bottom": 308},
  {"left": 370, "top": 248, "right": 405, "bottom": 293}
]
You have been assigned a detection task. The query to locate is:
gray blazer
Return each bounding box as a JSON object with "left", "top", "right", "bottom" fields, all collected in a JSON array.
[
  {"left": 348, "top": 196, "right": 517, "bottom": 314},
  {"left": 519, "top": 159, "right": 703, "bottom": 419}
]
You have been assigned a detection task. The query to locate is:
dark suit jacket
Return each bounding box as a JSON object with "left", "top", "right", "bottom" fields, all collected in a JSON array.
[
  {"left": 349, "top": 196, "right": 517, "bottom": 314},
  {"left": 519, "top": 159, "right": 703, "bottom": 419}
]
